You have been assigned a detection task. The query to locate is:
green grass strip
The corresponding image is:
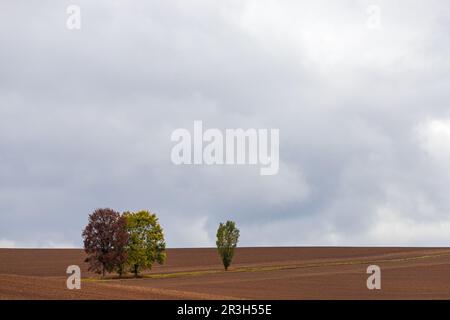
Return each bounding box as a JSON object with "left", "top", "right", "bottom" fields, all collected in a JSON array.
[{"left": 82, "top": 251, "right": 450, "bottom": 283}]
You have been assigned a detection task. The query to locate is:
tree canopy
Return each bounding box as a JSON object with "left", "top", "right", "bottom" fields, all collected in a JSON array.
[
  {"left": 124, "top": 210, "right": 166, "bottom": 277},
  {"left": 82, "top": 208, "right": 129, "bottom": 276},
  {"left": 216, "top": 220, "right": 240, "bottom": 271}
]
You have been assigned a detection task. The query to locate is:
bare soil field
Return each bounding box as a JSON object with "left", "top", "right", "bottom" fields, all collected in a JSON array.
[{"left": 1, "top": 247, "right": 449, "bottom": 299}]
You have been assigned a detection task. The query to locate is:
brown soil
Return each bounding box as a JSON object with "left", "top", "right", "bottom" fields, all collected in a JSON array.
[{"left": 1, "top": 247, "right": 449, "bottom": 299}]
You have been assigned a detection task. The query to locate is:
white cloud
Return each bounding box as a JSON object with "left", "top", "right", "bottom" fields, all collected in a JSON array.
[
  {"left": 165, "top": 216, "right": 213, "bottom": 247},
  {"left": 0, "top": 239, "right": 16, "bottom": 248},
  {"left": 418, "top": 118, "right": 450, "bottom": 163},
  {"left": 369, "top": 205, "right": 450, "bottom": 246},
  {"left": 0, "top": 238, "right": 76, "bottom": 248}
]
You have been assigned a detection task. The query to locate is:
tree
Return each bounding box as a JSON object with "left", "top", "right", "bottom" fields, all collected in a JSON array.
[
  {"left": 124, "top": 210, "right": 166, "bottom": 277},
  {"left": 82, "top": 208, "right": 129, "bottom": 277},
  {"left": 216, "top": 221, "right": 240, "bottom": 271},
  {"left": 113, "top": 215, "right": 129, "bottom": 277}
]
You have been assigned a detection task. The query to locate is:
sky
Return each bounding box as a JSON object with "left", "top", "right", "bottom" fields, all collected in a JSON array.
[{"left": 1, "top": 0, "right": 450, "bottom": 248}]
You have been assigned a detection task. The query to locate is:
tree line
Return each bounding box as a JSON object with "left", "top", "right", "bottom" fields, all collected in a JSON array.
[{"left": 82, "top": 208, "right": 240, "bottom": 277}]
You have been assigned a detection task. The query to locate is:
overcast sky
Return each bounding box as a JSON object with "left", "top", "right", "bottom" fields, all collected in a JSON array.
[{"left": 1, "top": 0, "right": 450, "bottom": 248}]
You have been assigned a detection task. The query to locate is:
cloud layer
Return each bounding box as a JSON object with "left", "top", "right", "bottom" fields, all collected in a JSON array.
[{"left": 1, "top": 0, "right": 450, "bottom": 247}]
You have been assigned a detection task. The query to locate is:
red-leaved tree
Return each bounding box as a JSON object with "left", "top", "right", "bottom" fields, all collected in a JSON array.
[{"left": 82, "top": 208, "right": 129, "bottom": 277}]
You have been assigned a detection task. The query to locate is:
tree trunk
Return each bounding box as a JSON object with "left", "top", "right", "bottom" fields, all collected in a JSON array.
[{"left": 134, "top": 264, "right": 138, "bottom": 278}]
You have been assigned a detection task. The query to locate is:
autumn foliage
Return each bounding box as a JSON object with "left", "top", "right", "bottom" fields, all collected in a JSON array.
[
  {"left": 82, "top": 208, "right": 129, "bottom": 276},
  {"left": 82, "top": 208, "right": 166, "bottom": 277},
  {"left": 124, "top": 210, "right": 166, "bottom": 277}
]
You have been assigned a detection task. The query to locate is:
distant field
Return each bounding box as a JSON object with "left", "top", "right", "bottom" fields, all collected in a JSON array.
[{"left": 1, "top": 247, "right": 449, "bottom": 299}]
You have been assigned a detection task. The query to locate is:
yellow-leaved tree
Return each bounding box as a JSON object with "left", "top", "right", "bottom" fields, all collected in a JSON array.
[{"left": 123, "top": 210, "right": 166, "bottom": 277}]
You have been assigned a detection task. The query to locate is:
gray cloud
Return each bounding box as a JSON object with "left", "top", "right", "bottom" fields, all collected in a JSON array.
[{"left": 1, "top": 0, "right": 450, "bottom": 247}]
